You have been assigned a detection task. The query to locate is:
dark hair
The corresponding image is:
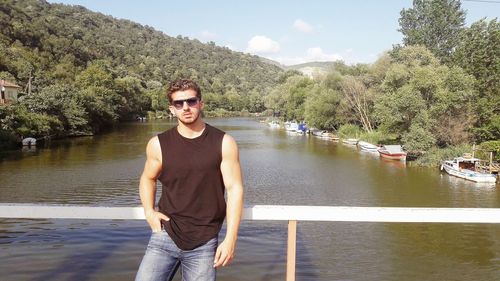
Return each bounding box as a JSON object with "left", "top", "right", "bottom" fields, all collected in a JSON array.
[{"left": 167, "top": 79, "right": 202, "bottom": 104}]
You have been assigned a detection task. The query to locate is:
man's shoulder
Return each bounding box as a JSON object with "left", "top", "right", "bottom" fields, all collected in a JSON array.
[
  {"left": 206, "top": 123, "right": 226, "bottom": 136},
  {"left": 146, "top": 135, "right": 161, "bottom": 156}
]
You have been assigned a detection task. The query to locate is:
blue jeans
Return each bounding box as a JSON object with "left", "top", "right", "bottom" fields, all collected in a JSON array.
[{"left": 135, "top": 230, "right": 217, "bottom": 281}]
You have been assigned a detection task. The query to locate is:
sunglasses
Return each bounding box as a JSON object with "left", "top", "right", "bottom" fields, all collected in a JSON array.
[{"left": 172, "top": 97, "right": 200, "bottom": 109}]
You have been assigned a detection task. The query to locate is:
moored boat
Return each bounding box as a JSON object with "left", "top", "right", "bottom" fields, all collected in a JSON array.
[
  {"left": 310, "top": 129, "right": 338, "bottom": 140},
  {"left": 440, "top": 156, "right": 497, "bottom": 183},
  {"left": 309, "top": 128, "right": 324, "bottom": 136},
  {"left": 342, "top": 138, "right": 359, "bottom": 145},
  {"left": 22, "top": 137, "right": 37, "bottom": 146},
  {"left": 268, "top": 120, "right": 280, "bottom": 129},
  {"left": 295, "top": 123, "right": 308, "bottom": 134},
  {"left": 358, "top": 141, "right": 378, "bottom": 152},
  {"left": 378, "top": 145, "right": 407, "bottom": 161},
  {"left": 284, "top": 121, "right": 298, "bottom": 132}
]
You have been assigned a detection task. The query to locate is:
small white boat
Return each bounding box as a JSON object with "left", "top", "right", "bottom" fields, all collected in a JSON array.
[
  {"left": 268, "top": 120, "right": 280, "bottom": 129},
  {"left": 284, "top": 121, "right": 299, "bottom": 132},
  {"left": 358, "top": 141, "right": 378, "bottom": 152},
  {"left": 441, "top": 156, "right": 497, "bottom": 183},
  {"left": 22, "top": 137, "right": 37, "bottom": 146},
  {"left": 309, "top": 128, "right": 324, "bottom": 136},
  {"left": 378, "top": 145, "right": 407, "bottom": 161},
  {"left": 342, "top": 138, "right": 359, "bottom": 145}
]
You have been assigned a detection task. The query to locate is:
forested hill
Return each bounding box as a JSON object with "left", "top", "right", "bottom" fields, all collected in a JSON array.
[
  {"left": 0, "top": 0, "right": 284, "bottom": 145},
  {"left": 0, "top": 0, "right": 283, "bottom": 109}
]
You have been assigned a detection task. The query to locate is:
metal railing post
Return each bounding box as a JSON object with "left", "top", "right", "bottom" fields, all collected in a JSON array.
[{"left": 286, "top": 220, "right": 297, "bottom": 281}]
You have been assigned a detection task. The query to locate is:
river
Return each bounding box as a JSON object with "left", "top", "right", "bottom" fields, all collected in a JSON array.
[{"left": 0, "top": 118, "right": 499, "bottom": 281}]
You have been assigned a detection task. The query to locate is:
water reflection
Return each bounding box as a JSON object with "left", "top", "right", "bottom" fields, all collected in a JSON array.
[
  {"left": 379, "top": 156, "right": 407, "bottom": 169},
  {"left": 384, "top": 223, "right": 500, "bottom": 280}
]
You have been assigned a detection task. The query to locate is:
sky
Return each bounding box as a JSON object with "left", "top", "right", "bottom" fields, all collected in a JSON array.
[{"left": 48, "top": 0, "right": 499, "bottom": 66}]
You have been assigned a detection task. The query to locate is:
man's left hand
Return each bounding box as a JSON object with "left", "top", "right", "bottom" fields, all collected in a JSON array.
[{"left": 213, "top": 239, "right": 236, "bottom": 267}]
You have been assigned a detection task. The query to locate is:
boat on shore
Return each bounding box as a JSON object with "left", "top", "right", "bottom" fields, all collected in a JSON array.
[
  {"left": 358, "top": 141, "right": 378, "bottom": 152},
  {"left": 284, "top": 121, "right": 299, "bottom": 132},
  {"left": 310, "top": 129, "right": 339, "bottom": 141},
  {"left": 321, "top": 132, "right": 339, "bottom": 141},
  {"left": 22, "top": 137, "right": 37, "bottom": 146},
  {"left": 268, "top": 120, "right": 280, "bottom": 129},
  {"left": 309, "top": 128, "right": 324, "bottom": 136},
  {"left": 342, "top": 138, "right": 359, "bottom": 145},
  {"left": 440, "top": 156, "right": 497, "bottom": 183},
  {"left": 296, "top": 123, "right": 308, "bottom": 134},
  {"left": 378, "top": 145, "right": 407, "bottom": 161}
]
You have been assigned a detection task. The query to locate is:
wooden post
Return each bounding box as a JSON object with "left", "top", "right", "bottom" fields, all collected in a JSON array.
[
  {"left": 472, "top": 144, "right": 476, "bottom": 158},
  {"left": 286, "top": 220, "right": 297, "bottom": 281},
  {"left": 490, "top": 152, "right": 493, "bottom": 172}
]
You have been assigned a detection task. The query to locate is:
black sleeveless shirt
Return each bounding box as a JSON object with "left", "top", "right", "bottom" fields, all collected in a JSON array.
[{"left": 157, "top": 124, "right": 226, "bottom": 250}]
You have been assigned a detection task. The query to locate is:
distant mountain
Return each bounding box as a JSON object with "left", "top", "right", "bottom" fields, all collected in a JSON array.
[
  {"left": 284, "top": 62, "right": 335, "bottom": 77},
  {"left": 284, "top": 61, "right": 335, "bottom": 70},
  {"left": 256, "top": 59, "right": 337, "bottom": 75}
]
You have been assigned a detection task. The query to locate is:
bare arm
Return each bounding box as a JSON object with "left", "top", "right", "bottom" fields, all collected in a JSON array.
[
  {"left": 214, "top": 134, "right": 244, "bottom": 267},
  {"left": 139, "top": 136, "right": 169, "bottom": 232}
]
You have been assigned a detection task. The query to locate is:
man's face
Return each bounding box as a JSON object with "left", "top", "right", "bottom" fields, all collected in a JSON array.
[{"left": 169, "top": 89, "right": 203, "bottom": 125}]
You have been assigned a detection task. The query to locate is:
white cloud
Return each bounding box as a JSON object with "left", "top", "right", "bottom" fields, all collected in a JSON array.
[
  {"left": 293, "top": 19, "right": 314, "bottom": 33},
  {"left": 246, "top": 35, "right": 280, "bottom": 54},
  {"left": 200, "top": 30, "right": 217, "bottom": 41}
]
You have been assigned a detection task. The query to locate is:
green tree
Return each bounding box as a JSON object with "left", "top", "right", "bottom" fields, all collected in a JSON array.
[
  {"left": 1, "top": 103, "right": 61, "bottom": 138},
  {"left": 246, "top": 90, "right": 265, "bottom": 113},
  {"left": 282, "top": 76, "right": 313, "bottom": 120},
  {"left": 75, "top": 61, "right": 122, "bottom": 131},
  {"left": 401, "top": 113, "right": 436, "bottom": 151},
  {"left": 221, "top": 88, "right": 242, "bottom": 111},
  {"left": 375, "top": 46, "right": 476, "bottom": 148},
  {"left": 339, "top": 76, "right": 374, "bottom": 132},
  {"left": 23, "top": 84, "right": 90, "bottom": 136},
  {"left": 430, "top": 66, "right": 476, "bottom": 145},
  {"left": 304, "top": 83, "right": 341, "bottom": 130},
  {"left": 399, "top": 0, "right": 466, "bottom": 63},
  {"left": 453, "top": 18, "right": 500, "bottom": 141},
  {"left": 115, "top": 75, "right": 150, "bottom": 117}
]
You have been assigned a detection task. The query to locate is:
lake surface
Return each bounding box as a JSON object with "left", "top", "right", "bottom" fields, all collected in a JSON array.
[{"left": 1, "top": 118, "right": 499, "bottom": 281}]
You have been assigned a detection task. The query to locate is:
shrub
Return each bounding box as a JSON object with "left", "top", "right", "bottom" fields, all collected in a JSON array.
[
  {"left": 337, "top": 124, "right": 362, "bottom": 139},
  {"left": 477, "top": 140, "right": 500, "bottom": 162},
  {"left": 412, "top": 144, "right": 472, "bottom": 167}
]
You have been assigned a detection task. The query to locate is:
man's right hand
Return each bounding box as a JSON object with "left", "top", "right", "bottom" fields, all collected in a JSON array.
[{"left": 145, "top": 209, "right": 170, "bottom": 232}]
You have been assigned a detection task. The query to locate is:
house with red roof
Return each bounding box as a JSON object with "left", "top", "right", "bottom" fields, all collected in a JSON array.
[{"left": 0, "top": 80, "right": 21, "bottom": 104}]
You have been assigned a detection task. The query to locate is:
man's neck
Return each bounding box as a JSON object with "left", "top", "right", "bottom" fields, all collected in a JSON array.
[{"left": 176, "top": 119, "right": 206, "bottom": 139}]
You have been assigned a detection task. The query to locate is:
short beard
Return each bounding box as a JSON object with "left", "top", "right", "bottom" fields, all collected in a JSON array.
[{"left": 178, "top": 111, "right": 200, "bottom": 125}]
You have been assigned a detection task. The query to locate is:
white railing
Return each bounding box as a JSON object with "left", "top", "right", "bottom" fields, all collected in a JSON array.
[{"left": 2, "top": 204, "right": 500, "bottom": 281}]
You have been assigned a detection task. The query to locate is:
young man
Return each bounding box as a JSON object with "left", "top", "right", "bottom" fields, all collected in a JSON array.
[{"left": 136, "top": 79, "right": 244, "bottom": 281}]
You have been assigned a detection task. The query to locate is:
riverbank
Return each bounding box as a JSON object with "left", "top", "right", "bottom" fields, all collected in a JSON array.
[{"left": 265, "top": 118, "right": 499, "bottom": 169}]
